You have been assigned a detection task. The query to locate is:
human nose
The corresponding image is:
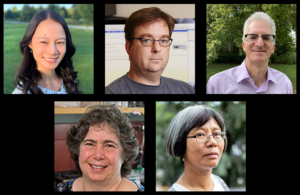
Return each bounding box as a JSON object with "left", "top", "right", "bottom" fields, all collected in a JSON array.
[
  {"left": 255, "top": 36, "right": 264, "bottom": 47},
  {"left": 206, "top": 134, "right": 218, "bottom": 147},
  {"left": 151, "top": 40, "right": 161, "bottom": 52},
  {"left": 47, "top": 43, "right": 58, "bottom": 55},
  {"left": 93, "top": 145, "right": 105, "bottom": 160}
]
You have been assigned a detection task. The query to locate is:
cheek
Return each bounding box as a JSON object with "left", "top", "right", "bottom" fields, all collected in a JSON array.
[{"left": 58, "top": 46, "right": 66, "bottom": 55}]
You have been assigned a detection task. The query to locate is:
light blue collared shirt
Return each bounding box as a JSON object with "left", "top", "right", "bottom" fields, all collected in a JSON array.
[
  {"left": 206, "top": 59, "right": 293, "bottom": 94},
  {"left": 12, "top": 80, "right": 67, "bottom": 94}
]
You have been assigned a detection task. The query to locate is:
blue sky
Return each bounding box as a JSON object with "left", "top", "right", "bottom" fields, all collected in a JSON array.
[{"left": 3, "top": 4, "right": 73, "bottom": 11}]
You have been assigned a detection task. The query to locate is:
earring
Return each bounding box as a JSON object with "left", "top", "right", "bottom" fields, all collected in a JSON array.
[
  {"left": 182, "top": 157, "right": 184, "bottom": 162},
  {"left": 30, "top": 49, "right": 32, "bottom": 53}
]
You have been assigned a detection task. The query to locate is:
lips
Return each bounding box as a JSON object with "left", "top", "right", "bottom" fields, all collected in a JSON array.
[
  {"left": 205, "top": 152, "right": 218, "bottom": 156},
  {"left": 252, "top": 50, "right": 265, "bottom": 52},
  {"left": 89, "top": 163, "right": 108, "bottom": 172},
  {"left": 43, "top": 57, "right": 58, "bottom": 63}
]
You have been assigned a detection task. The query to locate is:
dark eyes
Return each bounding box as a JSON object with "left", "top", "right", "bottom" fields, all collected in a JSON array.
[
  {"left": 40, "top": 41, "right": 65, "bottom": 45},
  {"left": 85, "top": 143, "right": 115, "bottom": 148}
]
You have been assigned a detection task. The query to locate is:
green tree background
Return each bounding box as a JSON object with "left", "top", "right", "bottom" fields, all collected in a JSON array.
[
  {"left": 206, "top": 4, "right": 296, "bottom": 65},
  {"left": 156, "top": 101, "right": 246, "bottom": 190}
]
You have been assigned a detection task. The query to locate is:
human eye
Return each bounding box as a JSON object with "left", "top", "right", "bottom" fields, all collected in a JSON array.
[
  {"left": 213, "top": 132, "right": 221, "bottom": 136},
  {"left": 142, "top": 37, "right": 152, "bottom": 43},
  {"left": 196, "top": 133, "right": 206, "bottom": 137},
  {"left": 249, "top": 35, "right": 257, "bottom": 40},
  {"left": 57, "top": 42, "right": 65, "bottom": 45},
  {"left": 105, "top": 144, "right": 115, "bottom": 148},
  {"left": 40, "top": 41, "right": 47, "bottom": 44},
  {"left": 85, "top": 142, "right": 94, "bottom": 146},
  {"left": 262, "top": 36, "right": 270, "bottom": 40},
  {"left": 160, "top": 38, "right": 169, "bottom": 43}
]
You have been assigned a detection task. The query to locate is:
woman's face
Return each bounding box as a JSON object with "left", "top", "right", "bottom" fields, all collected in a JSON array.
[
  {"left": 185, "top": 118, "right": 224, "bottom": 170},
  {"left": 79, "top": 123, "right": 124, "bottom": 182},
  {"left": 28, "top": 19, "right": 66, "bottom": 73}
]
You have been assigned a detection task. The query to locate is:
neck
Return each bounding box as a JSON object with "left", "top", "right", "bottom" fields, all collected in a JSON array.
[
  {"left": 176, "top": 161, "right": 213, "bottom": 191},
  {"left": 127, "top": 68, "right": 161, "bottom": 86},
  {"left": 245, "top": 58, "right": 268, "bottom": 88},
  {"left": 81, "top": 176, "right": 123, "bottom": 191}
]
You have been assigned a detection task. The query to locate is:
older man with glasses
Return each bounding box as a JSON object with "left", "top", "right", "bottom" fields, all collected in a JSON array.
[
  {"left": 207, "top": 12, "right": 293, "bottom": 94},
  {"left": 105, "top": 7, "right": 195, "bottom": 94}
]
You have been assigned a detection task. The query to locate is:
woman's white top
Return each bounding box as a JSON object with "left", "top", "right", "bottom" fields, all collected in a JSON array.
[
  {"left": 12, "top": 80, "right": 67, "bottom": 94},
  {"left": 168, "top": 174, "right": 230, "bottom": 191}
]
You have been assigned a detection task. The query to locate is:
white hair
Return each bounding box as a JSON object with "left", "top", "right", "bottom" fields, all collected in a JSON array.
[{"left": 243, "top": 12, "right": 276, "bottom": 44}]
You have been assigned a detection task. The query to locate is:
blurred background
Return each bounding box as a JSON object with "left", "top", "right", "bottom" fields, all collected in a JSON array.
[
  {"left": 156, "top": 101, "right": 246, "bottom": 191},
  {"left": 4, "top": 4, "right": 93, "bottom": 94}
]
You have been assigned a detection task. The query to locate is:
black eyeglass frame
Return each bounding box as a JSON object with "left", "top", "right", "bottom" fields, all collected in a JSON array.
[
  {"left": 133, "top": 37, "right": 173, "bottom": 47},
  {"left": 187, "top": 132, "right": 226, "bottom": 143},
  {"left": 245, "top": 34, "right": 275, "bottom": 41}
]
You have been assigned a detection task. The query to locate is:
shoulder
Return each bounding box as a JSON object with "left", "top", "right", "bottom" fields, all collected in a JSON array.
[
  {"left": 12, "top": 87, "right": 23, "bottom": 94},
  {"left": 161, "top": 76, "right": 195, "bottom": 94},
  {"left": 268, "top": 67, "right": 292, "bottom": 83},
  {"left": 55, "top": 178, "right": 76, "bottom": 192},
  {"left": 126, "top": 177, "right": 144, "bottom": 191},
  {"left": 211, "top": 174, "right": 230, "bottom": 191},
  {"left": 105, "top": 75, "right": 127, "bottom": 94},
  {"left": 208, "top": 65, "right": 238, "bottom": 83}
]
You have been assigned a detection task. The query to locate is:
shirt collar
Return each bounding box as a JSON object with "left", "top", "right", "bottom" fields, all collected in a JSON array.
[{"left": 236, "top": 59, "right": 277, "bottom": 84}]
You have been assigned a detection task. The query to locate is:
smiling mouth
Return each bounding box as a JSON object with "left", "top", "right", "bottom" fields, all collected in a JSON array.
[
  {"left": 89, "top": 164, "right": 108, "bottom": 169},
  {"left": 44, "top": 57, "right": 58, "bottom": 61}
]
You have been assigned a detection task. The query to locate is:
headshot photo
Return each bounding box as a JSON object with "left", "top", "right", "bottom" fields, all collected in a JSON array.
[
  {"left": 206, "top": 4, "right": 296, "bottom": 94},
  {"left": 54, "top": 102, "right": 145, "bottom": 191},
  {"left": 105, "top": 4, "right": 195, "bottom": 94},
  {"left": 156, "top": 102, "right": 246, "bottom": 191},
  {"left": 4, "top": 4, "right": 93, "bottom": 94}
]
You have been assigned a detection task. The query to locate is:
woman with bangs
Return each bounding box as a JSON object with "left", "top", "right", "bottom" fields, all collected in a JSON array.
[
  {"left": 12, "top": 10, "right": 81, "bottom": 94},
  {"left": 165, "top": 105, "right": 230, "bottom": 191}
]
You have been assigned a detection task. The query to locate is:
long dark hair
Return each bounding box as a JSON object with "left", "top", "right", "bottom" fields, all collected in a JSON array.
[{"left": 14, "top": 10, "right": 82, "bottom": 94}]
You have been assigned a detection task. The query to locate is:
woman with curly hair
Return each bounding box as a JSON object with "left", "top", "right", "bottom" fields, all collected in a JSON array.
[
  {"left": 56, "top": 106, "right": 144, "bottom": 191},
  {"left": 12, "top": 10, "right": 81, "bottom": 94}
]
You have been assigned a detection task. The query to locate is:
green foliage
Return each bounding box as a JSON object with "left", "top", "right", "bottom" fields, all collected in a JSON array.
[
  {"left": 207, "top": 4, "right": 296, "bottom": 65},
  {"left": 215, "top": 51, "right": 246, "bottom": 64},
  {"left": 273, "top": 54, "right": 296, "bottom": 64},
  {"left": 156, "top": 102, "right": 246, "bottom": 188}
]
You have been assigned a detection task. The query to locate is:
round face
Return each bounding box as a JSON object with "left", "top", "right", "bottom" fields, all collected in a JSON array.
[
  {"left": 242, "top": 19, "right": 275, "bottom": 65},
  {"left": 28, "top": 19, "right": 66, "bottom": 73},
  {"left": 126, "top": 19, "right": 171, "bottom": 75},
  {"left": 185, "top": 118, "right": 224, "bottom": 170},
  {"left": 79, "top": 123, "right": 124, "bottom": 182}
]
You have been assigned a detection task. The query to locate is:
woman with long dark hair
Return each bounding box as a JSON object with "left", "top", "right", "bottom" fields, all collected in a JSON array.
[{"left": 12, "top": 10, "right": 82, "bottom": 94}]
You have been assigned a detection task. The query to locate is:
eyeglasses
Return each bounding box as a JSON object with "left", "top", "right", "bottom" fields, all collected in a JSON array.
[
  {"left": 245, "top": 34, "right": 275, "bottom": 43},
  {"left": 133, "top": 37, "right": 173, "bottom": 47},
  {"left": 187, "top": 132, "right": 226, "bottom": 143}
]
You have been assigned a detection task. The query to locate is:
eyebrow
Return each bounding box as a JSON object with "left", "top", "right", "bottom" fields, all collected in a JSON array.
[
  {"left": 139, "top": 33, "right": 170, "bottom": 38},
  {"left": 37, "top": 37, "right": 66, "bottom": 40},
  {"left": 193, "top": 126, "right": 221, "bottom": 133},
  {"left": 82, "top": 139, "right": 119, "bottom": 146}
]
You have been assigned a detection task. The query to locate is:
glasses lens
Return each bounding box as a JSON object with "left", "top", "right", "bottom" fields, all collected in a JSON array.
[
  {"left": 262, "top": 35, "right": 272, "bottom": 42},
  {"left": 196, "top": 133, "right": 208, "bottom": 142},
  {"left": 213, "top": 132, "right": 224, "bottom": 141},
  {"left": 141, "top": 38, "right": 153, "bottom": 46},
  {"left": 247, "top": 35, "right": 257, "bottom": 42},
  {"left": 160, "top": 38, "right": 171, "bottom": 46},
  {"left": 196, "top": 132, "right": 225, "bottom": 142}
]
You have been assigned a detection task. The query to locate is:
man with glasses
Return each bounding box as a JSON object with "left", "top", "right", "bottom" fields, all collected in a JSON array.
[
  {"left": 206, "top": 12, "right": 293, "bottom": 94},
  {"left": 105, "top": 7, "right": 195, "bottom": 94}
]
